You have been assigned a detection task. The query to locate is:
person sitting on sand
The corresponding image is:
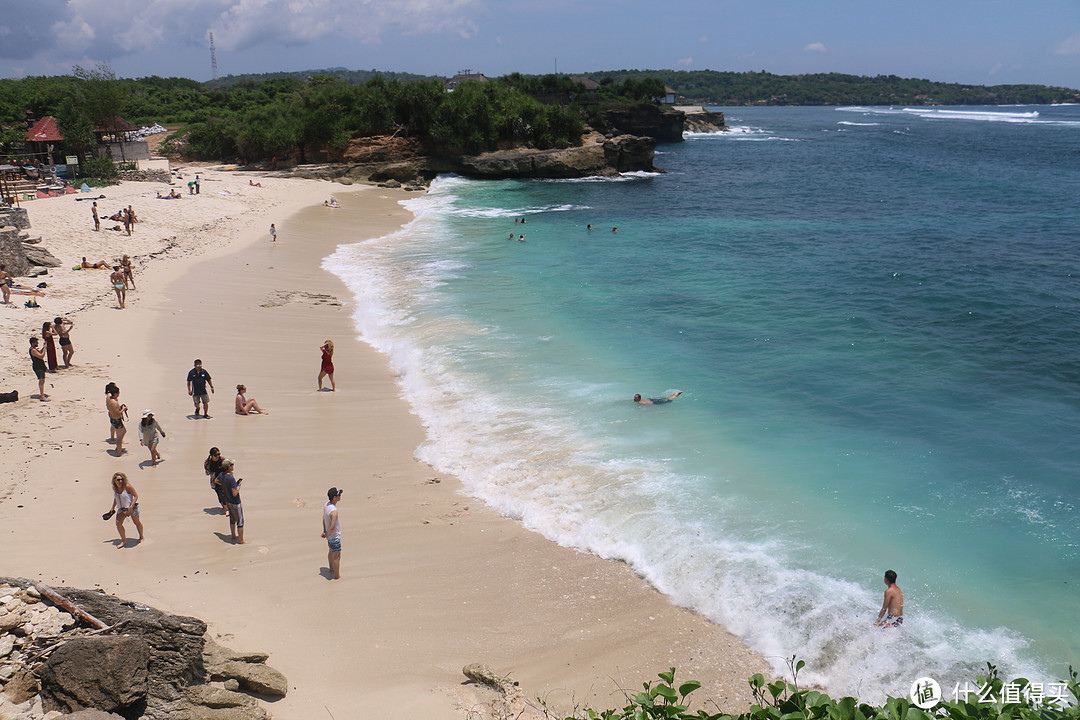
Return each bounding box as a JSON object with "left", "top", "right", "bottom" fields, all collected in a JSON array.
[
  {"left": 109, "top": 210, "right": 125, "bottom": 221},
  {"left": 633, "top": 390, "right": 683, "bottom": 405},
  {"left": 249, "top": 179, "right": 262, "bottom": 187},
  {"left": 235, "top": 384, "right": 269, "bottom": 415},
  {"left": 169, "top": 188, "right": 181, "bottom": 199},
  {"left": 0, "top": 264, "right": 11, "bottom": 305},
  {"left": 81, "top": 257, "right": 108, "bottom": 269}
]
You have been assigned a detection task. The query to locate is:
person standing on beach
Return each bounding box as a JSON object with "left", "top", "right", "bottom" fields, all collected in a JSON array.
[
  {"left": 0, "top": 264, "right": 12, "bottom": 305},
  {"left": 29, "top": 337, "right": 48, "bottom": 401},
  {"left": 105, "top": 473, "right": 144, "bottom": 547},
  {"left": 110, "top": 266, "right": 126, "bottom": 308},
  {"left": 322, "top": 488, "right": 342, "bottom": 579},
  {"left": 92, "top": 201, "right": 100, "bottom": 231},
  {"left": 204, "top": 447, "right": 228, "bottom": 512},
  {"left": 106, "top": 384, "right": 127, "bottom": 455},
  {"left": 187, "top": 359, "right": 214, "bottom": 418},
  {"left": 269, "top": 223, "right": 276, "bottom": 242},
  {"left": 219, "top": 459, "right": 244, "bottom": 544},
  {"left": 139, "top": 410, "right": 166, "bottom": 466},
  {"left": 195, "top": 174, "right": 201, "bottom": 194},
  {"left": 54, "top": 316, "right": 74, "bottom": 367},
  {"left": 121, "top": 255, "right": 136, "bottom": 290},
  {"left": 318, "top": 340, "right": 335, "bottom": 391},
  {"left": 41, "top": 321, "right": 58, "bottom": 372},
  {"left": 874, "top": 569, "right": 904, "bottom": 627}
]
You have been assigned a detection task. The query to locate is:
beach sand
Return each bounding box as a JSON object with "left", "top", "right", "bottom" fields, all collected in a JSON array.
[{"left": 0, "top": 170, "right": 767, "bottom": 718}]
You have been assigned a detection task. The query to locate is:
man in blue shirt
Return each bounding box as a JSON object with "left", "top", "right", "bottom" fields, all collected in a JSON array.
[{"left": 186, "top": 359, "right": 215, "bottom": 418}]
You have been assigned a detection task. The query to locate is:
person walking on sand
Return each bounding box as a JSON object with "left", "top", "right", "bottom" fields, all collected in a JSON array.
[
  {"left": 874, "top": 569, "right": 904, "bottom": 627},
  {"left": 0, "top": 264, "right": 12, "bottom": 305},
  {"left": 234, "top": 384, "right": 269, "bottom": 415},
  {"left": 138, "top": 410, "right": 166, "bottom": 466},
  {"left": 269, "top": 223, "right": 276, "bottom": 242},
  {"left": 122, "top": 255, "right": 136, "bottom": 290},
  {"left": 633, "top": 390, "right": 683, "bottom": 405},
  {"left": 318, "top": 340, "right": 335, "bottom": 391},
  {"left": 110, "top": 266, "right": 126, "bottom": 308},
  {"left": 322, "top": 487, "right": 343, "bottom": 579},
  {"left": 187, "top": 359, "right": 214, "bottom": 418},
  {"left": 105, "top": 473, "right": 144, "bottom": 547},
  {"left": 55, "top": 316, "right": 74, "bottom": 367},
  {"left": 29, "top": 337, "right": 48, "bottom": 401},
  {"left": 219, "top": 459, "right": 244, "bottom": 544},
  {"left": 92, "top": 201, "right": 100, "bottom": 231},
  {"left": 41, "top": 321, "right": 58, "bottom": 372},
  {"left": 106, "top": 384, "right": 128, "bottom": 455},
  {"left": 204, "top": 446, "right": 228, "bottom": 512}
]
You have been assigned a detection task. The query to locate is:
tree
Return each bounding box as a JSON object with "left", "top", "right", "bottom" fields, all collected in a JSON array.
[{"left": 72, "top": 63, "right": 131, "bottom": 160}]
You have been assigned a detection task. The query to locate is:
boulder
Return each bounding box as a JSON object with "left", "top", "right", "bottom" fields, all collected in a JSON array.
[
  {"left": 63, "top": 710, "right": 125, "bottom": 720},
  {"left": 602, "top": 105, "right": 685, "bottom": 143},
  {"left": 39, "top": 635, "right": 150, "bottom": 717},
  {"left": 603, "top": 134, "right": 658, "bottom": 172},
  {"left": 203, "top": 640, "right": 286, "bottom": 697},
  {"left": 21, "top": 246, "right": 62, "bottom": 268}
]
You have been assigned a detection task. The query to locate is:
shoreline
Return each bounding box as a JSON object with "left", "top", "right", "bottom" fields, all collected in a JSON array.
[{"left": 0, "top": 172, "right": 767, "bottom": 718}]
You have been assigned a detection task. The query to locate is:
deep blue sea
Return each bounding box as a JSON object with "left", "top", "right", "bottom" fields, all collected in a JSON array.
[{"left": 326, "top": 105, "right": 1080, "bottom": 701}]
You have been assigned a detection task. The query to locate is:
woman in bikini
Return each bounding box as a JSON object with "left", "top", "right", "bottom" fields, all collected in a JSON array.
[
  {"left": 235, "top": 384, "right": 269, "bottom": 415},
  {"left": 55, "top": 316, "right": 74, "bottom": 367},
  {"left": 110, "top": 266, "right": 126, "bottom": 308},
  {"left": 122, "top": 255, "right": 136, "bottom": 289}
]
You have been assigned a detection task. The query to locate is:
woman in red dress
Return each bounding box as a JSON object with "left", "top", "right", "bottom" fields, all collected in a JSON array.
[
  {"left": 41, "top": 321, "right": 59, "bottom": 371},
  {"left": 318, "top": 340, "right": 335, "bottom": 391}
]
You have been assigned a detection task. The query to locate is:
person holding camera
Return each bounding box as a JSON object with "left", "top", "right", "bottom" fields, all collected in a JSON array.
[
  {"left": 219, "top": 459, "right": 245, "bottom": 544},
  {"left": 105, "top": 472, "right": 143, "bottom": 547}
]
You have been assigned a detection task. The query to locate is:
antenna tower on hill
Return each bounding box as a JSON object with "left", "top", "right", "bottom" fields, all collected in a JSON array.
[{"left": 209, "top": 32, "right": 219, "bottom": 80}]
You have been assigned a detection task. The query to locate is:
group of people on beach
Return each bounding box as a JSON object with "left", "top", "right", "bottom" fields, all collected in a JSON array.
[
  {"left": 92, "top": 202, "right": 138, "bottom": 234},
  {"left": 94, "top": 345, "right": 337, "bottom": 559},
  {"left": 27, "top": 317, "right": 74, "bottom": 401}
]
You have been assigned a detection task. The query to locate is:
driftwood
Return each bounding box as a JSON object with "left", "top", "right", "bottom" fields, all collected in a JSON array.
[{"left": 33, "top": 583, "right": 108, "bottom": 630}]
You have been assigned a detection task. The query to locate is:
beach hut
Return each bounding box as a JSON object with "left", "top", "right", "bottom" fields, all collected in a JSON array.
[
  {"left": 94, "top": 116, "right": 142, "bottom": 163},
  {"left": 24, "top": 116, "right": 65, "bottom": 166}
]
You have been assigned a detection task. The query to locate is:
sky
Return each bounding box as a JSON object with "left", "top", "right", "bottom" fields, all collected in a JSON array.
[{"left": 1, "top": 0, "right": 1077, "bottom": 88}]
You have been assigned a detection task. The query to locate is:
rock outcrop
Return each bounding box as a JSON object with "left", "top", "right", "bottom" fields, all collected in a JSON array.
[
  {"left": 680, "top": 110, "right": 728, "bottom": 134},
  {"left": 601, "top": 105, "right": 685, "bottom": 143},
  {"left": 0, "top": 579, "right": 285, "bottom": 720},
  {"left": 0, "top": 202, "right": 60, "bottom": 277}
]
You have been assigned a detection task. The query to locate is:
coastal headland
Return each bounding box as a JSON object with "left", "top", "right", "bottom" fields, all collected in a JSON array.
[{"left": 0, "top": 170, "right": 764, "bottom": 719}]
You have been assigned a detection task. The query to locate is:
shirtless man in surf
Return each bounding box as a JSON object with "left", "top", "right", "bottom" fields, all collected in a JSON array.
[{"left": 874, "top": 569, "right": 904, "bottom": 627}]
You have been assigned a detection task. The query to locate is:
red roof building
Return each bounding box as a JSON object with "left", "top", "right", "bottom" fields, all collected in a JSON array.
[{"left": 25, "top": 116, "right": 65, "bottom": 142}]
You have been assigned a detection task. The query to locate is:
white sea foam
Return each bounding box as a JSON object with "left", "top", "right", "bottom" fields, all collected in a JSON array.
[
  {"left": 323, "top": 174, "right": 1056, "bottom": 701},
  {"left": 837, "top": 121, "right": 881, "bottom": 126},
  {"left": 541, "top": 170, "right": 662, "bottom": 183}
]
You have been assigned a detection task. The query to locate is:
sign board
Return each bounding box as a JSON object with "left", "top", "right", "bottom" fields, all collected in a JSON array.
[{"left": 66, "top": 156, "right": 79, "bottom": 165}]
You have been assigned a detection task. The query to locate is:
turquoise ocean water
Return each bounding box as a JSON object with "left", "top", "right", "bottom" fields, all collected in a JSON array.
[{"left": 325, "top": 105, "right": 1080, "bottom": 701}]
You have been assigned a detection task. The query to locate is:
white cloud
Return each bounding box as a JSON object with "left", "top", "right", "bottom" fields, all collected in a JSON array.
[
  {"left": 804, "top": 42, "right": 826, "bottom": 53},
  {"left": 676, "top": 56, "right": 693, "bottom": 67},
  {"left": 1053, "top": 33, "right": 1080, "bottom": 55},
  {"left": 38, "top": 0, "right": 480, "bottom": 61},
  {"left": 698, "top": 35, "right": 708, "bottom": 43}
]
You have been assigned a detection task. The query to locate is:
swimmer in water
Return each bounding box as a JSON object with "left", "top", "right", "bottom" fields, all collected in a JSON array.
[{"left": 633, "top": 391, "right": 683, "bottom": 405}]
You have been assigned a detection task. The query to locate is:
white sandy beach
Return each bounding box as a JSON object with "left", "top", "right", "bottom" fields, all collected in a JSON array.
[{"left": 0, "top": 170, "right": 767, "bottom": 719}]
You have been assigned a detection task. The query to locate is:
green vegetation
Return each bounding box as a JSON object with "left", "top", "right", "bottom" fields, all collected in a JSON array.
[
  {"left": 587, "top": 70, "right": 1080, "bottom": 106},
  {"left": 557, "top": 669, "right": 1080, "bottom": 720},
  {"left": 557, "top": 664, "right": 1080, "bottom": 720}
]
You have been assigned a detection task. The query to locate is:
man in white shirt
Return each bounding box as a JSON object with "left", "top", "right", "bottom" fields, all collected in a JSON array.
[{"left": 322, "top": 488, "right": 343, "bottom": 580}]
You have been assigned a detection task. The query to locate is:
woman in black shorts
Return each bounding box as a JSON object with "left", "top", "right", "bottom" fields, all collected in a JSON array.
[{"left": 29, "top": 337, "right": 48, "bottom": 401}]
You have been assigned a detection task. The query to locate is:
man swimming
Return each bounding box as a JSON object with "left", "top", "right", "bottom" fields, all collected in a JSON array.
[
  {"left": 633, "top": 391, "right": 683, "bottom": 405},
  {"left": 874, "top": 569, "right": 904, "bottom": 627}
]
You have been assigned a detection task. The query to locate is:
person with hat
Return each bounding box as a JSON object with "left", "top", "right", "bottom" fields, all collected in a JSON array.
[
  {"left": 138, "top": 410, "right": 167, "bottom": 466},
  {"left": 322, "top": 488, "right": 343, "bottom": 579},
  {"left": 219, "top": 459, "right": 244, "bottom": 544}
]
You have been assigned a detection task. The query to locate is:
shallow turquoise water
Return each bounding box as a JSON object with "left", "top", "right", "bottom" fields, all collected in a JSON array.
[{"left": 326, "top": 105, "right": 1080, "bottom": 700}]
